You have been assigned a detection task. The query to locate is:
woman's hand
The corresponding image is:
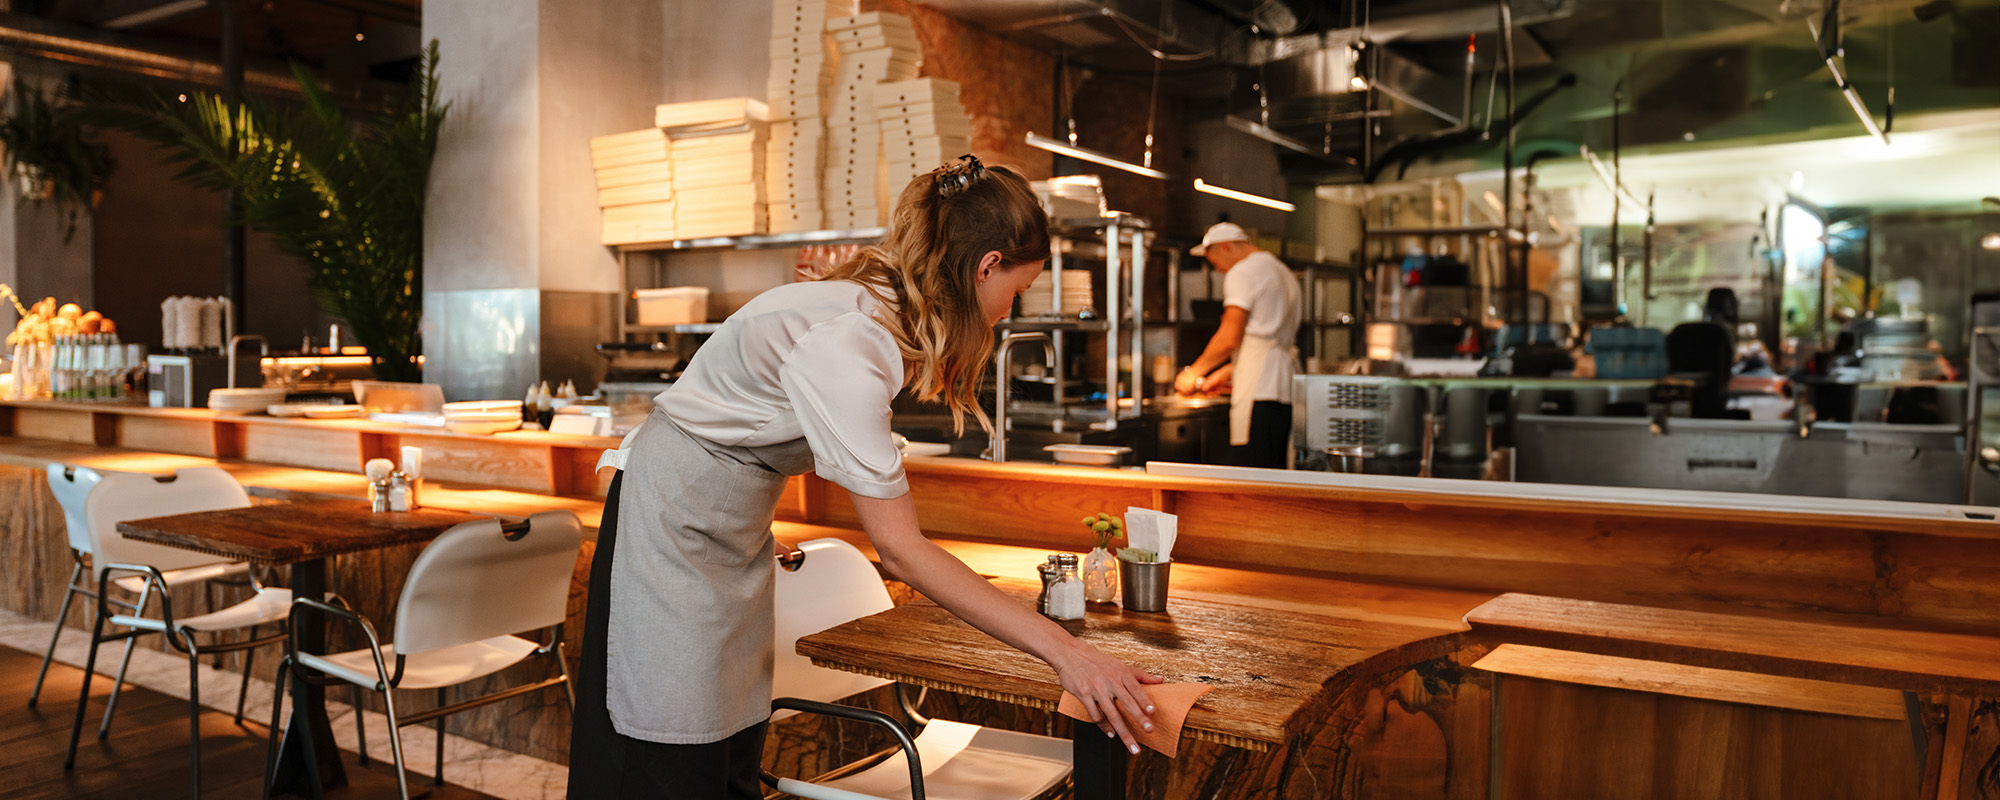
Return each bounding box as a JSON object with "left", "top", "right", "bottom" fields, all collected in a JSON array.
[{"left": 1050, "top": 639, "right": 1163, "bottom": 754}]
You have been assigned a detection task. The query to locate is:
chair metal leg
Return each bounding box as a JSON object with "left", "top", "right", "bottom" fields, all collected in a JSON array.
[
  {"left": 354, "top": 684, "right": 370, "bottom": 765},
  {"left": 64, "top": 610, "right": 109, "bottom": 770},
  {"left": 98, "top": 635, "right": 139, "bottom": 739},
  {"left": 554, "top": 643, "right": 577, "bottom": 712},
  {"left": 262, "top": 655, "right": 289, "bottom": 800},
  {"left": 434, "top": 688, "right": 447, "bottom": 786},
  {"left": 383, "top": 689, "right": 412, "bottom": 800},
  {"left": 28, "top": 563, "right": 84, "bottom": 708},
  {"left": 184, "top": 632, "right": 203, "bottom": 800},
  {"left": 235, "top": 632, "right": 256, "bottom": 726}
]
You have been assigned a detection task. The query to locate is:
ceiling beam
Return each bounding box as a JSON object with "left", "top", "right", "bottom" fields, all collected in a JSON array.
[{"left": 101, "top": 0, "right": 210, "bottom": 30}]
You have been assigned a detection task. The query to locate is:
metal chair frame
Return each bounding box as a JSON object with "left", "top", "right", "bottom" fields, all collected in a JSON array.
[
  {"left": 63, "top": 561, "right": 288, "bottom": 800},
  {"left": 264, "top": 595, "right": 576, "bottom": 799}
]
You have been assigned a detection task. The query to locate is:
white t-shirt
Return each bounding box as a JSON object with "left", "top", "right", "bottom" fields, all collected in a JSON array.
[
  {"left": 1221, "top": 250, "right": 1301, "bottom": 403},
  {"left": 654, "top": 280, "right": 910, "bottom": 499}
]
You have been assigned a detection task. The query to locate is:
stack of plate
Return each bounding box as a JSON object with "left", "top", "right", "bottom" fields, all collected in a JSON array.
[
  {"left": 443, "top": 400, "right": 523, "bottom": 434},
  {"left": 208, "top": 387, "right": 287, "bottom": 414},
  {"left": 1019, "top": 269, "right": 1093, "bottom": 317}
]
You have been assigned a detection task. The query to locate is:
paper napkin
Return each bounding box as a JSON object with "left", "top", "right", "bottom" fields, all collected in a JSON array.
[{"left": 1058, "top": 682, "right": 1212, "bottom": 757}]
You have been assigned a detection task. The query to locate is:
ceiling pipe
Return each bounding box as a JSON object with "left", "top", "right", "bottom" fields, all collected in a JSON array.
[{"left": 0, "top": 11, "right": 392, "bottom": 104}]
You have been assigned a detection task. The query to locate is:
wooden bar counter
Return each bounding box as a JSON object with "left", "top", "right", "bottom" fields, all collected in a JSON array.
[{"left": 6, "top": 398, "right": 2000, "bottom": 796}]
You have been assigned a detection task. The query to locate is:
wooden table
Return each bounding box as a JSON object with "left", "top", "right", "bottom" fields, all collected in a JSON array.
[
  {"left": 1464, "top": 593, "right": 2000, "bottom": 799},
  {"left": 119, "top": 499, "right": 485, "bottom": 799},
  {"left": 795, "top": 578, "right": 1464, "bottom": 797}
]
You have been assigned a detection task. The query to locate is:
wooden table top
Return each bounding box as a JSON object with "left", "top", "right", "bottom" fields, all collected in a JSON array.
[
  {"left": 118, "top": 499, "right": 488, "bottom": 566},
  {"left": 1464, "top": 593, "right": 2000, "bottom": 696},
  {"left": 795, "top": 577, "right": 1463, "bottom": 752}
]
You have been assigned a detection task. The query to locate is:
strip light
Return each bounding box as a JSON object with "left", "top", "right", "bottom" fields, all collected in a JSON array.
[
  {"left": 1024, "top": 132, "right": 1167, "bottom": 179},
  {"left": 1193, "top": 178, "right": 1295, "bottom": 212}
]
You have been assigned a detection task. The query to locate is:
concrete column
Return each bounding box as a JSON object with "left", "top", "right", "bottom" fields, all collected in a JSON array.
[{"left": 422, "top": 0, "right": 671, "bottom": 400}]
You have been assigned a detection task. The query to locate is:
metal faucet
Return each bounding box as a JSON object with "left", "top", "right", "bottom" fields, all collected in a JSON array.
[
  {"left": 990, "top": 331, "right": 1055, "bottom": 463},
  {"left": 226, "top": 335, "right": 268, "bottom": 389}
]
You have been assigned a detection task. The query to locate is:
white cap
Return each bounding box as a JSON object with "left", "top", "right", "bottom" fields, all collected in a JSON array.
[{"left": 1190, "top": 222, "right": 1250, "bottom": 256}]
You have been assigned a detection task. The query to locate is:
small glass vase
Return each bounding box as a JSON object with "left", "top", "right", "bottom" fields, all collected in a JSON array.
[
  {"left": 1082, "top": 547, "right": 1118, "bottom": 603},
  {"left": 9, "top": 342, "right": 52, "bottom": 399}
]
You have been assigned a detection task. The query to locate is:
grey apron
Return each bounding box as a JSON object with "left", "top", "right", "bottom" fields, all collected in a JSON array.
[{"left": 605, "top": 407, "right": 815, "bottom": 743}]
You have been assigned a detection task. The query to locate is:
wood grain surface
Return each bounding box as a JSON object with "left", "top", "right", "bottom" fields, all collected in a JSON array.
[
  {"left": 796, "top": 577, "right": 1463, "bottom": 751},
  {"left": 117, "top": 499, "right": 486, "bottom": 565},
  {"left": 1465, "top": 593, "right": 2000, "bottom": 695},
  {"left": 1474, "top": 644, "right": 1908, "bottom": 720}
]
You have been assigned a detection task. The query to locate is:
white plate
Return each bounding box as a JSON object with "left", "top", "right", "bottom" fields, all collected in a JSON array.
[
  {"left": 445, "top": 418, "right": 522, "bottom": 435},
  {"left": 302, "top": 405, "right": 362, "bottom": 419}
]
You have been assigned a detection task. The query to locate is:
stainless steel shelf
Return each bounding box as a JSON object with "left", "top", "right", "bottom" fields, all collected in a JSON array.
[
  {"left": 624, "top": 323, "right": 723, "bottom": 334},
  {"left": 615, "top": 227, "right": 889, "bottom": 253}
]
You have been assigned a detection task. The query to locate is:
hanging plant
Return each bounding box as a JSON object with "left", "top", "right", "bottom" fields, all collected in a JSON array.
[
  {"left": 78, "top": 43, "right": 447, "bottom": 382},
  {"left": 0, "top": 78, "right": 114, "bottom": 243}
]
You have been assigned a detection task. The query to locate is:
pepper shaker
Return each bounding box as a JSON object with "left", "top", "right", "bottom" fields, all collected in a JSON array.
[{"left": 1036, "top": 554, "right": 1061, "bottom": 616}]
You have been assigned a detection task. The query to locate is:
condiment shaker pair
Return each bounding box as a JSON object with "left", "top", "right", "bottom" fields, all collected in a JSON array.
[{"left": 1036, "top": 553, "right": 1085, "bottom": 621}]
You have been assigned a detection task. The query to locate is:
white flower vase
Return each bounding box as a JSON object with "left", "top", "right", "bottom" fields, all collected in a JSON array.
[{"left": 1082, "top": 547, "right": 1118, "bottom": 603}]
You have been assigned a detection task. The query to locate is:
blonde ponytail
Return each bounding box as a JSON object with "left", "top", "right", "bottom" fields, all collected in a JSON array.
[{"left": 819, "top": 157, "right": 1049, "bottom": 434}]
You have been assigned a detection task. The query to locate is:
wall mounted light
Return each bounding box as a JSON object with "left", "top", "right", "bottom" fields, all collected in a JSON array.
[
  {"left": 1025, "top": 132, "right": 1167, "bottom": 179},
  {"left": 1193, "top": 178, "right": 1295, "bottom": 212}
]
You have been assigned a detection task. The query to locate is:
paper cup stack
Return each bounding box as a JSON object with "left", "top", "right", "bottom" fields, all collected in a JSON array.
[
  {"left": 876, "top": 78, "right": 971, "bottom": 195},
  {"left": 823, "top": 12, "right": 920, "bottom": 229}
]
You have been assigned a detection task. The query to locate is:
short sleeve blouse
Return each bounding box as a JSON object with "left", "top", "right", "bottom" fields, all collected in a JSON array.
[{"left": 649, "top": 280, "right": 909, "bottom": 499}]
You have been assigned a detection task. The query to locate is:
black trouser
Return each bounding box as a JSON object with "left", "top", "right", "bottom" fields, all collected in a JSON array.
[
  {"left": 568, "top": 471, "right": 770, "bottom": 799},
  {"left": 1226, "top": 401, "right": 1291, "bottom": 469}
]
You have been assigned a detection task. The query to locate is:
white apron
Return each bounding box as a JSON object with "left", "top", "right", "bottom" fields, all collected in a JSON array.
[{"left": 1230, "top": 332, "right": 1296, "bottom": 445}]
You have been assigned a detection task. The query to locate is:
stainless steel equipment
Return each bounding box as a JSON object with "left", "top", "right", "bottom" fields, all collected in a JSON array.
[{"left": 146, "top": 354, "right": 259, "bottom": 408}]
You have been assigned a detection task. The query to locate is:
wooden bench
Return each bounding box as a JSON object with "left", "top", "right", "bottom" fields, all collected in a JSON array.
[{"left": 1464, "top": 593, "right": 2000, "bottom": 799}]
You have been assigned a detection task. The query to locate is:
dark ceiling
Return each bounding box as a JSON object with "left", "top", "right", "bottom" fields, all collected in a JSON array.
[
  {"left": 2, "top": 0, "right": 424, "bottom": 98},
  {"left": 925, "top": 0, "right": 2000, "bottom": 181}
]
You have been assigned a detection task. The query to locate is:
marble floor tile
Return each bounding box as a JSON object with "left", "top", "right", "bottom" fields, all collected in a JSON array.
[{"left": 0, "top": 608, "right": 568, "bottom": 800}]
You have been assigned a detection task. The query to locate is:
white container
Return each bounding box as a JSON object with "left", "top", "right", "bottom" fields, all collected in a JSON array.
[{"left": 634, "top": 287, "right": 710, "bottom": 327}]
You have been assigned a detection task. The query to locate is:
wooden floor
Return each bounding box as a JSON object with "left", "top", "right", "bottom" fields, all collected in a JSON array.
[{"left": 0, "top": 645, "right": 500, "bottom": 800}]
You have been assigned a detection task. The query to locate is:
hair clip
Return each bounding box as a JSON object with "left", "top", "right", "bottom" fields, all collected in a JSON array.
[{"left": 934, "top": 154, "right": 985, "bottom": 197}]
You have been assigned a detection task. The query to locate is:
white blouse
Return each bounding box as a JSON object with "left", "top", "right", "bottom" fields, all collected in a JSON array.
[{"left": 634, "top": 280, "right": 910, "bottom": 499}]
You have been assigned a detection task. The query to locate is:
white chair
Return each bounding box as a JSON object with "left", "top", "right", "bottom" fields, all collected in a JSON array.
[
  {"left": 30, "top": 463, "right": 258, "bottom": 711},
  {"left": 62, "top": 467, "right": 293, "bottom": 799},
  {"left": 266, "top": 511, "right": 583, "bottom": 800},
  {"left": 766, "top": 538, "right": 1073, "bottom": 800}
]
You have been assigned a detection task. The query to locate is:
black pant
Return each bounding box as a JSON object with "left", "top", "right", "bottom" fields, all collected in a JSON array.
[
  {"left": 568, "top": 471, "right": 769, "bottom": 799},
  {"left": 1226, "top": 401, "right": 1291, "bottom": 469}
]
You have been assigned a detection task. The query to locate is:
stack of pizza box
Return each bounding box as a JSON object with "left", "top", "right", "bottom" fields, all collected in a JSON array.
[
  {"left": 875, "top": 78, "right": 971, "bottom": 195},
  {"left": 657, "top": 98, "right": 770, "bottom": 240},
  {"left": 822, "top": 12, "right": 920, "bottom": 230},
  {"left": 766, "top": 0, "right": 857, "bottom": 234},
  {"left": 592, "top": 127, "right": 676, "bottom": 245}
]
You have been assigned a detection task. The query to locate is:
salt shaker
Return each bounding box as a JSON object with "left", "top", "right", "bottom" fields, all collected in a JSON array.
[
  {"left": 387, "top": 470, "right": 412, "bottom": 512},
  {"left": 1048, "top": 553, "right": 1086, "bottom": 621},
  {"left": 370, "top": 476, "right": 392, "bottom": 512},
  {"left": 1036, "top": 555, "right": 1061, "bottom": 616}
]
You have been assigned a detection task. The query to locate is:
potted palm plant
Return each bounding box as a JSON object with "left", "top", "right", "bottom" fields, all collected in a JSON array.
[
  {"left": 0, "top": 78, "right": 114, "bottom": 242},
  {"left": 80, "top": 42, "right": 447, "bottom": 381}
]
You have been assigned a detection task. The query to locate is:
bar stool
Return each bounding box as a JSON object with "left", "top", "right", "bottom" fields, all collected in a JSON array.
[
  {"left": 267, "top": 511, "right": 582, "bottom": 800},
  {"left": 62, "top": 467, "right": 293, "bottom": 799},
  {"left": 30, "top": 463, "right": 255, "bottom": 712}
]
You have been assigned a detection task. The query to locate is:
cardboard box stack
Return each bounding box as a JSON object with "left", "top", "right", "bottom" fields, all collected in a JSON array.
[
  {"left": 766, "top": 0, "right": 857, "bottom": 234},
  {"left": 658, "top": 98, "right": 770, "bottom": 240},
  {"left": 823, "top": 12, "right": 920, "bottom": 229},
  {"left": 592, "top": 128, "right": 676, "bottom": 245},
  {"left": 876, "top": 78, "right": 971, "bottom": 195}
]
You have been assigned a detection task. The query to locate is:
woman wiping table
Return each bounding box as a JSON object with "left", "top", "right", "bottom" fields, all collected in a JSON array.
[{"left": 569, "top": 156, "right": 1161, "bottom": 799}]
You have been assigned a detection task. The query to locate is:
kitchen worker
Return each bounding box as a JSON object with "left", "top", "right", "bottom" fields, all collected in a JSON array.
[
  {"left": 1174, "top": 222, "right": 1301, "bottom": 469},
  {"left": 570, "top": 156, "right": 1161, "bottom": 800}
]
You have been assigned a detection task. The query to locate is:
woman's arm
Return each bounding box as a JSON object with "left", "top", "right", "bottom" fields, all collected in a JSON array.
[{"left": 849, "top": 491, "right": 1162, "bottom": 753}]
